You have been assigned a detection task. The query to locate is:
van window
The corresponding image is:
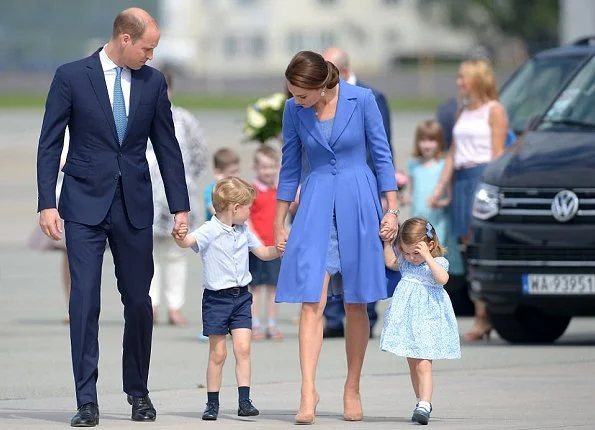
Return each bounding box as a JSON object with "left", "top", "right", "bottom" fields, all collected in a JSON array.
[
  {"left": 500, "top": 55, "right": 584, "bottom": 133},
  {"left": 541, "top": 56, "right": 595, "bottom": 129}
]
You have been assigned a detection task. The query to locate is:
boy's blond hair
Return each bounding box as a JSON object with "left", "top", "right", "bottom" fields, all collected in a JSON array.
[{"left": 212, "top": 177, "right": 256, "bottom": 214}]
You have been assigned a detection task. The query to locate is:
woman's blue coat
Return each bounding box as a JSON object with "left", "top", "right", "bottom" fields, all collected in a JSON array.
[{"left": 276, "top": 80, "right": 397, "bottom": 303}]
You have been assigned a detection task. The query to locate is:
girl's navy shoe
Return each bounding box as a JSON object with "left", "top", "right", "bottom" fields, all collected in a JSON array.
[{"left": 412, "top": 403, "right": 431, "bottom": 425}]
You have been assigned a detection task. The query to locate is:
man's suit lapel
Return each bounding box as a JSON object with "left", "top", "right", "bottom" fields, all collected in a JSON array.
[
  {"left": 124, "top": 69, "right": 144, "bottom": 145},
  {"left": 86, "top": 51, "right": 119, "bottom": 146},
  {"left": 297, "top": 106, "right": 333, "bottom": 153},
  {"left": 329, "top": 80, "right": 357, "bottom": 147}
]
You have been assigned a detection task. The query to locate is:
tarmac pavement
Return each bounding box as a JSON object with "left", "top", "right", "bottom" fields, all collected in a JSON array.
[{"left": 1, "top": 109, "right": 594, "bottom": 428}]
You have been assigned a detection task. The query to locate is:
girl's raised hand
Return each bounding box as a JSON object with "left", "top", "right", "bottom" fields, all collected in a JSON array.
[{"left": 414, "top": 241, "right": 432, "bottom": 261}]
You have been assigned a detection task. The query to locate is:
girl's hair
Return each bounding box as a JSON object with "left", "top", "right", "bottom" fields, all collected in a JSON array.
[
  {"left": 412, "top": 119, "right": 445, "bottom": 159},
  {"left": 396, "top": 217, "right": 446, "bottom": 257},
  {"left": 212, "top": 177, "right": 256, "bottom": 214},
  {"left": 285, "top": 50, "right": 340, "bottom": 90},
  {"left": 459, "top": 58, "right": 499, "bottom": 103}
]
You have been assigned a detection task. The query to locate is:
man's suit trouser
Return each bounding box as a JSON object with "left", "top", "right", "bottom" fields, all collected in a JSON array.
[{"left": 65, "top": 181, "right": 154, "bottom": 407}]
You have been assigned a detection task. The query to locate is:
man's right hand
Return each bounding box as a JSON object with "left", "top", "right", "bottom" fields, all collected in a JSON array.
[{"left": 39, "top": 208, "right": 63, "bottom": 241}]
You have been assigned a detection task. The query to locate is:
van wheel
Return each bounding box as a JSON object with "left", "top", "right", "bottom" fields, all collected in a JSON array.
[{"left": 489, "top": 306, "right": 571, "bottom": 344}]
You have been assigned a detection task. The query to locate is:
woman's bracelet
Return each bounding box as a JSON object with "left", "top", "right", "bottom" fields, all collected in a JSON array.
[{"left": 387, "top": 208, "right": 400, "bottom": 218}]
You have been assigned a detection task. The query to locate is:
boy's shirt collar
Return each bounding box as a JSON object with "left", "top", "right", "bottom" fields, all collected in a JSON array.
[{"left": 213, "top": 215, "right": 241, "bottom": 232}]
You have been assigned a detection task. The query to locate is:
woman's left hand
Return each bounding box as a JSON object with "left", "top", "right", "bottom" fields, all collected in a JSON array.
[{"left": 379, "top": 213, "right": 399, "bottom": 242}]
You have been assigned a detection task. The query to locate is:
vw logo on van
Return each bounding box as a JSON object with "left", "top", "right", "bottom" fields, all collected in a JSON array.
[{"left": 551, "top": 190, "right": 579, "bottom": 222}]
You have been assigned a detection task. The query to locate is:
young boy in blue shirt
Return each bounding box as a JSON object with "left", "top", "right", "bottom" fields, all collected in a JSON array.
[{"left": 174, "top": 177, "right": 280, "bottom": 420}]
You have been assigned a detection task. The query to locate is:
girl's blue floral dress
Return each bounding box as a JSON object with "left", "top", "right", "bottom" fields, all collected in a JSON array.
[{"left": 380, "top": 255, "right": 461, "bottom": 360}]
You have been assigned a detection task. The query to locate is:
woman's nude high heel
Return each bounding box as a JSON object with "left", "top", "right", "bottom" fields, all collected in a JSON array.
[
  {"left": 343, "top": 391, "right": 364, "bottom": 421},
  {"left": 294, "top": 395, "right": 319, "bottom": 425},
  {"left": 463, "top": 324, "right": 492, "bottom": 342}
]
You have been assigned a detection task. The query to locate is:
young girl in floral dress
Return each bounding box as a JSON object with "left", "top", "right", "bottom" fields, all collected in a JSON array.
[{"left": 380, "top": 217, "right": 461, "bottom": 425}]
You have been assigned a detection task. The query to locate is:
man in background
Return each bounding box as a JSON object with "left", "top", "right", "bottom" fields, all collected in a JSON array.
[{"left": 321, "top": 47, "right": 393, "bottom": 338}]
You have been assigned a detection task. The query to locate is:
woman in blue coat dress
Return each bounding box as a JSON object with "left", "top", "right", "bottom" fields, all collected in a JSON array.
[{"left": 274, "top": 51, "right": 399, "bottom": 424}]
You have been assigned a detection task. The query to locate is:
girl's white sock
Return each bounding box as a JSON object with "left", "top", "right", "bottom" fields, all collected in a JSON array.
[
  {"left": 418, "top": 401, "right": 431, "bottom": 412},
  {"left": 252, "top": 318, "right": 261, "bottom": 328}
]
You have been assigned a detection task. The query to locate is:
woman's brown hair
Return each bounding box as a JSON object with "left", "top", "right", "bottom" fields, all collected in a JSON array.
[
  {"left": 412, "top": 119, "right": 446, "bottom": 159},
  {"left": 396, "top": 217, "right": 446, "bottom": 257},
  {"left": 285, "top": 51, "right": 340, "bottom": 90}
]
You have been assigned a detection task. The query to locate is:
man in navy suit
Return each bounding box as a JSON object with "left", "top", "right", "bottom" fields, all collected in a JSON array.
[
  {"left": 37, "top": 8, "right": 190, "bottom": 426},
  {"left": 321, "top": 47, "right": 394, "bottom": 339}
]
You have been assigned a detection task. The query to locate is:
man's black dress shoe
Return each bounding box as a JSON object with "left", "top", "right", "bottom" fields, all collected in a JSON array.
[
  {"left": 202, "top": 401, "right": 219, "bottom": 420},
  {"left": 70, "top": 402, "right": 99, "bottom": 427},
  {"left": 323, "top": 326, "right": 345, "bottom": 338},
  {"left": 127, "top": 394, "right": 157, "bottom": 422},
  {"left": 238, "top": 399, "right": 259, "bottom": 417}
]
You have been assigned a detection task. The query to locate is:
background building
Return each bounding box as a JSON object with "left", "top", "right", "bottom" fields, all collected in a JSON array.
[{"left": 157, "top": 0, "right": 476, "bottom": 77}]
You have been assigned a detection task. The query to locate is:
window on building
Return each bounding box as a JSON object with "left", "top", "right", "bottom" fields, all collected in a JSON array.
[
  {"left": 320, "top": 31, "right": 336, "bottom": 50},
  {"left": 224, "top": 35, "right": 239, "bottom": 58},
  {"left": 287, "top": 31, "right": 304, "bottom": 54},
  {"left": 250, "top": 35, "right": 266, "bottom": 57}
]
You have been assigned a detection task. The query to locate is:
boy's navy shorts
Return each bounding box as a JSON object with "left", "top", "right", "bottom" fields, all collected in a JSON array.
[{"left": 202, "top": 286, "right": 252, "bottom": 336}]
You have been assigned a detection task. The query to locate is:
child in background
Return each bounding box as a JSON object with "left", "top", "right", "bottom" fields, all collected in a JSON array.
[
  {"left": 248, "top": 145, "right": 283, "bottom": 340},
  {"left": 403, "top": 119, "right": 464, "bottom": 277},
  {"left": 380, "top": 217, "right": 461, "bottom": 425},
  {"left": 174, "top": 177, "right": 280, "bottom": 421},
  {"left": 204, "top": 148, "right": 241, "bottom": 221},
  {"left": 403, "top": 120, "right": 450, "bottom": 240}
]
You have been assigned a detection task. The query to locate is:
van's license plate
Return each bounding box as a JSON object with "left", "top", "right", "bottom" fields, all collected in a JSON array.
[{"left": 522, "top": 274, "right": 595, "bottom": 295}]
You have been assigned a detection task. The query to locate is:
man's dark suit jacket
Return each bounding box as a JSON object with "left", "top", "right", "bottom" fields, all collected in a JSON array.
[
  {"left": 356, "top": 79, "right": 392, "bottom": 154},
  {"left": 37, "top": 48, "right": 190, "bottom": 226}
]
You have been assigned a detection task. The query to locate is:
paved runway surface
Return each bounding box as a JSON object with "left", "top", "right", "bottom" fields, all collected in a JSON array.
[{"left": 1, "top": 110, "right": 594, "bottom": 428}]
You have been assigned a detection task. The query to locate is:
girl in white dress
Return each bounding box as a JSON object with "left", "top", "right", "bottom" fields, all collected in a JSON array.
[{"left": 380, "top": 217, "right": 461, "bottom": 425}]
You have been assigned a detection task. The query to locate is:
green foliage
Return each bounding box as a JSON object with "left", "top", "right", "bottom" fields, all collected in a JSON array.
[
  {"left": 243, "top": 93, "right": 287, "bottom": 143},
  {"left": 419, "top": 0, "right": 559, "bottom": 51},
  {"left": 0, "top": 93, "right": 444, "bottom": 112}
]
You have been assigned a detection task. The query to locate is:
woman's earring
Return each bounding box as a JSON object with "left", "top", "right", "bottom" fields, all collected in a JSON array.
[{"left": 320, "top": 90, "right": 326, "bottom": 96}]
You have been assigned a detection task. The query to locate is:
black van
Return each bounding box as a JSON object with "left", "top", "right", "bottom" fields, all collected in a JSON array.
[{"left": 467, "top": 40, "right": 595, "bottom": 344}]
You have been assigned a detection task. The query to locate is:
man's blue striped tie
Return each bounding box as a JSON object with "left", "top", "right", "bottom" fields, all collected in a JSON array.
[{"left": 113, "top": 67, "right": 127, "bottom": 145}]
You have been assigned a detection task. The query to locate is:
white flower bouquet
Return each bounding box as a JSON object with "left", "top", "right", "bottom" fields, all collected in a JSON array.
[{"left": 243, "top": 92, "right": 287, "bottom": 143}]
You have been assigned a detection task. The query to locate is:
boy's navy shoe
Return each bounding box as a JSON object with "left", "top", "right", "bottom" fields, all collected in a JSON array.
[
  {"left": 238, "top": 399, "right": 259, "bottom": 417},
  {"left": 202, "top": 401, "right": 219, "bottom": 421}
]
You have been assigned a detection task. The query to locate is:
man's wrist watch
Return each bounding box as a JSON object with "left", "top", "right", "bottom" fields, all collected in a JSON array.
[{"left": 387, "top": 208, "right": 400, "bottom": 218}]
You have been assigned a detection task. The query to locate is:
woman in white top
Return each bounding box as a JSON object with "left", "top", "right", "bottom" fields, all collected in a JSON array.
[{"left": 429, "top": 59, "right": 508, "bottom": 341}]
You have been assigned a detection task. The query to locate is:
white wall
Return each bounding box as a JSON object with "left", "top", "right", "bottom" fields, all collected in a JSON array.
[
  {"left": 560, "top": 0, "right": 595, "bottom": 45},
  {"left": 157, "top": 0, "right": 476, "bottom": 77}
]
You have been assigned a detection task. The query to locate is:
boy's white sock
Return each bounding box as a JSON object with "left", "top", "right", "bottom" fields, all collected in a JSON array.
[{"left": 418, "top": 401, "right": 431, "bottom": 412}]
